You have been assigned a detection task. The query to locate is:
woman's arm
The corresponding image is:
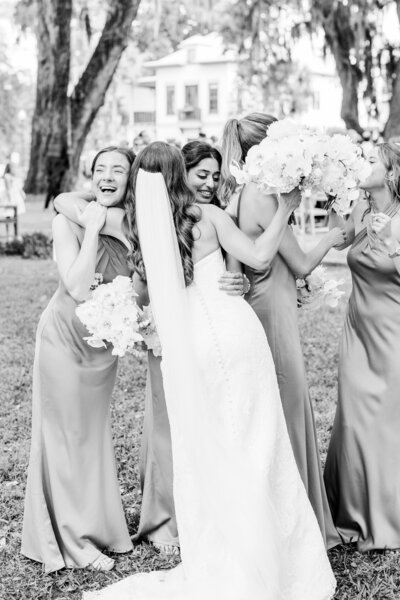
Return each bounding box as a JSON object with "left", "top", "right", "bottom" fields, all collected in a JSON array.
[
  {"left": 237, "top": 187, "right": 346, "bottom": 278},
  {"left": 54, "top": 192, "right": 127, "bottom": 245},
  {"left": 54, "top": 191, "right": 94, "bottom": 219},
  {"left": 275, "top": 226, "right": 345, "bottom": 278},
  {"left": 207, "top": 187, "right": 301, "bottom": 270},
  {"left": 132, "top": 271, "right": 149, "bottom": 308},
  {"left": 328, "top": 209, "right": 355, "bottom": 250},
  {"left": 52, "top": 203, "right": 106, "bottom": 302}
]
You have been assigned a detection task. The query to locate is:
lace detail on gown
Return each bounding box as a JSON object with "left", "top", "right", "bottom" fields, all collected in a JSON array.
[{"left": 83, "top": 249, "right": 336, "bottom": 600}]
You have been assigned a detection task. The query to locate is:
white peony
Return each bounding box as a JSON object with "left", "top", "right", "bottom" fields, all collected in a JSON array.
[
  {"left": 76, "top": 276, "right": 144, "bottom": 357},
  {"left": 229, "top": 118, "right": 371, "bottom": 215}
]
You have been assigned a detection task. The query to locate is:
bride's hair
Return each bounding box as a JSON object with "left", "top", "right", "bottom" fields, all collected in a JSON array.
[
  {"left": 220, "top": 112, "right": 277, "bottom": 205},
  {"left": 123, "top": 141, "right": 200, "bottom": 286}
]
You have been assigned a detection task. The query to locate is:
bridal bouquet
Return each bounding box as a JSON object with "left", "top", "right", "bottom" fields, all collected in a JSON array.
[
  {"left": 76, "top": 275, "right": 144, "bottom": 357},
  {"left": 230, "top": 119, "right": 371, "bottom": 215},
  {"left": 296, "top": 266, "right": 345, "bottom": 309}
]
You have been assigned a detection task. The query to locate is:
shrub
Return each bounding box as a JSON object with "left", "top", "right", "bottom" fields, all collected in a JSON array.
[{"left": 0, "top": 232, "right": 53, "bottom": 259}]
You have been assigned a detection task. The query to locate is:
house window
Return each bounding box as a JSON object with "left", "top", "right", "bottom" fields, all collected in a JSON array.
[
  {"left": 166, "top": 86, "right": 175, "bottom": 115},
  {"left": 209, "top": 83, "right": 218, "bottom": 114},
  {"left": 184, "top": 85, "right": 198, "bottom": 110}
]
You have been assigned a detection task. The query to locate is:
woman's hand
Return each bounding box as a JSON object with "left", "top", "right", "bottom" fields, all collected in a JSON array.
[
  {"left": 370, "top": 212, "right": 391, "bottom": 241},
  {"left": 278, "top": 188, "right": 302, "bottom": 214},
  {"left": 326, "top": 226, "right": 347, "bottom": 248},
  {"left": 76, "top": 201, "right": 107, "bottom": 235},
  {"left": 218, "top": 271, "right": 250, "bottom": 296}
]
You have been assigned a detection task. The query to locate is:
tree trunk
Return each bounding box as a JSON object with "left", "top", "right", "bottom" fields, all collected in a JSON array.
[
  {"left": 383, "top": 0, "right": 400, "bottom": 139},
  {"left": 61, "top": 0, "right": 141, "bottom": 191},
  {"left": 24, "top": 0, "right": 72, "bottom": 197},
  {"left": 314, "top": 0, "right": 362, "bottom": 134},
  {"left": 25, "top": 0, "right": 141, "bottom": 200}
]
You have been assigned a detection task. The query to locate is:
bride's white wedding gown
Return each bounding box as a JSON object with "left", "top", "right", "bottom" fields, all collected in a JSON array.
[{"left": 84, "top": 249, "right": 336, "bottom": 600}]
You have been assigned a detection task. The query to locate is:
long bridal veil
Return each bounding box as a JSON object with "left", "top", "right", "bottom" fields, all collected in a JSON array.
[{"left": 84, "top": 169, "right": 336, "bottom": 600}]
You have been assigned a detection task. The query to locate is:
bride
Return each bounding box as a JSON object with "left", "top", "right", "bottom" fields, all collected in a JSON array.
[{"left": 84, "top": 142, "right": 336, "bottom": 600}]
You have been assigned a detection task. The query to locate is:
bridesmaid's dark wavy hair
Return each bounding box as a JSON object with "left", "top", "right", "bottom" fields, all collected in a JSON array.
[
  {"left": 362, "top": 142, "right": 400, "bottom": 221},
  {"left": 182, "top": 140, "right": 223, "bottom": 207},
  {"left": 123, "top": 142, "right": 200, "bottom": 286},
  {"left": 90, "top": 146, "right": 136, "bottom": 175}
]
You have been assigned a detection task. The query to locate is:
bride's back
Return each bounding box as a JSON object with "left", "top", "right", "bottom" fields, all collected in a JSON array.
[{"left": 191, "top": 203, "right": 222, "bottom": 265}]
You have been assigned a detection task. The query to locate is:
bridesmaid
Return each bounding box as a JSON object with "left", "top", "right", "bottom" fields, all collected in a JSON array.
[
  {"left": 324, "top": 142, "right": 400, "bottom": 550},
  {"left": 134, "top": 140, "right": 247, "bottom": 553},
  {"left": 220, "top": 113, "right": 344, "bottom": 549},
  {"left": 21, "top": 146, "right": 135, "bottom": 573}
]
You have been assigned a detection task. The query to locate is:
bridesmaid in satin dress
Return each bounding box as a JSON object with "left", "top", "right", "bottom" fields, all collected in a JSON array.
[
  {"left": 220, "top": 113, "right": 344, "bottom": 549},
  {"left": 134, "top": 141, "right": 248, "bottom": 553},
  {"left": 21, "top": 147, "right": 135, "bottom": 573},
  {"left": 324, "top": 142, "right": 400, "bottom": 550}
]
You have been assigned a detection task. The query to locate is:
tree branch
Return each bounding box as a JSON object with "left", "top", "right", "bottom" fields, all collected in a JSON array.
[{"left": 70, "top": 0, "right": 140, "bottom": 143}]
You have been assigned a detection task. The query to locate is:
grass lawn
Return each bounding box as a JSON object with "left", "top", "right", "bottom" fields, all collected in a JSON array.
[{"left": 0, "top": 256, "right": 399, "bottom": 600}]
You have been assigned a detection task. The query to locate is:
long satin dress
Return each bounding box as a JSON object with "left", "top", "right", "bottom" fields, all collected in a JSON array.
[
  {"left": 21, "top": 234, "right": 133, "bottom": 573},
  {"left": 133, "top": 352, "right": 178, "bottom": 547},
  {"left": 237, "top": 196, "right": 340, "bottom": 550},
  {"left": 324, "top": 204, "right": 400, "bottom": 551}
]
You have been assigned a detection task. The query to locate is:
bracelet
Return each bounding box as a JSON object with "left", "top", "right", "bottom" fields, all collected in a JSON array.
[{"left": 242, "top": 274, "right": 251, "bottom": 295}]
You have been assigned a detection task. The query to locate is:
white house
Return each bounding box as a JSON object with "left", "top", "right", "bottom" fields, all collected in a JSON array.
[
  {"left": 138, "top": 33, "right": 238, "bottom": 142},
  {"left": 129, "top": 32, "right": 344, "bottom": 142}
]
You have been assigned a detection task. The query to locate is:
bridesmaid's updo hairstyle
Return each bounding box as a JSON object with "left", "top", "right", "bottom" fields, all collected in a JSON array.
[
  {"left": 123, "top": 141, "right": 200, "bottom": 286},
  {"left": 90, "top": 146, "right": 136, "bottom": 175},
  {"left": 220, "top": 113, "right": 277, "bottom": 205},
  {"left": 182, "top": 140, "right": 223, "bottom": 207},
  {"left": 379, "top": 142, "right": 400, "bottom": 204}
]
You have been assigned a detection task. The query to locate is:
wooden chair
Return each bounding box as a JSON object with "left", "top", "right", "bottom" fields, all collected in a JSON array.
[
  {"left": 295, "top": 191, "right": 329, "bottom": 235},
  {"left": 0, "top": 204, "right": 18, "bottom": 240},
  {"left": 0, "top": 166, "right": 19, "bottom": 240}
]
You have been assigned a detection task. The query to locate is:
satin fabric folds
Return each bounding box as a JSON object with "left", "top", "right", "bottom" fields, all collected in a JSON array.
[
  {"left": 21, "top": 235, "right": 133, "bottom": 572},
  {"left": 237, "top": 195, "right": 340, "bottom": 550},
  {"left": 324, "top": 204, "right": 400, "bottom": 551}
]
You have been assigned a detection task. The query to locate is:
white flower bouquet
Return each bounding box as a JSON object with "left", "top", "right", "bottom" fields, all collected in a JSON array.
[
  {"left": 76, "top": 275, "right": 144, "bottom": 357},
  {"left": 230, "top": 119, "right": 371, "bottom": 215},
  {"left": 296, "top": 266, "right": 345, "bottom": 309}
]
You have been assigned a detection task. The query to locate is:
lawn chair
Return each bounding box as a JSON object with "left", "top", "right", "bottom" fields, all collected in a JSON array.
[{"left": 295, "top": 191, "right": 329, "bottom": 235}]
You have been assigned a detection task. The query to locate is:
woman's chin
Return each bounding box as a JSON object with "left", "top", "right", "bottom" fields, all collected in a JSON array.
[
  {"left": 96, "top": 195, "right": 121, "bottom": 207},
  {"left": 195, "top": 195, "right": 214, "bottom": 204}
]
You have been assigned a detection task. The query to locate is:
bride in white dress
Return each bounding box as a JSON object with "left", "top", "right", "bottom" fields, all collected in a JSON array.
[{"left": 84, "top": 142, "right": 336, "bottom": 600}]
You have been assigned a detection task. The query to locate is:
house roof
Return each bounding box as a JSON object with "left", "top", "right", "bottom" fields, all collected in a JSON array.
[{"left": 145, "top": 33, "right": 236, "bottom": 69}]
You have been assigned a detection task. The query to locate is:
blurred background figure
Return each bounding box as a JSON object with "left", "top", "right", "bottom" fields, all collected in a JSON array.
[
  {"left": 133, "top": 136, "right": 146, "bottom": 154},
  {"left": 138, "top": 130, "right": 151, "bottom": 146},
  {"left": 1, "top": 160, "right": 26, "bottom": 215},
  {"left": 198, "top": 131, "right": 209, "bottom": 143}
]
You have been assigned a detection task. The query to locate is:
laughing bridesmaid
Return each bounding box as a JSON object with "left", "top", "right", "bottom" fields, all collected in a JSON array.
[{"left": 21, "top": 147, "right": 135, "bottom": 572}]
